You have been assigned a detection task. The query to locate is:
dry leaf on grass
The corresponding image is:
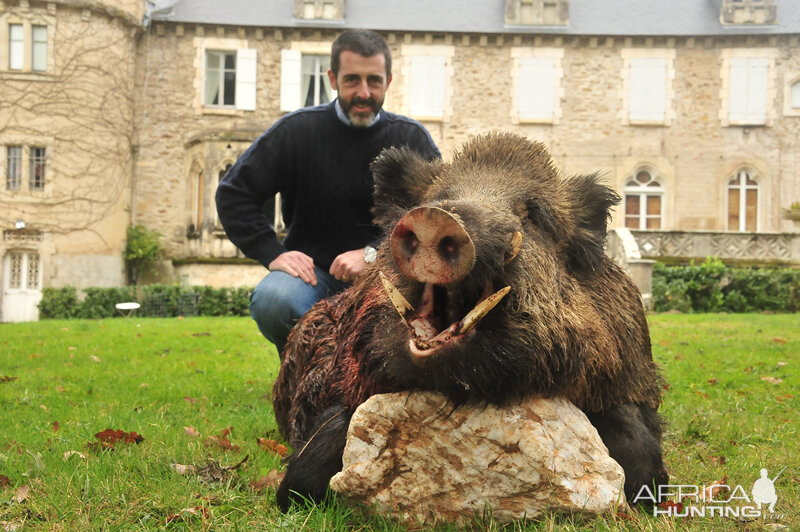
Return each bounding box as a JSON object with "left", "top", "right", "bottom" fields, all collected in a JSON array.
[
  {"left": 0, "top": 376, "right": 17, "bottom": 383},
  {"left": 87, "top": 428, "right": 144, "bottom": 451},
  {"left": 14, "top": 485, "right": 29, "bottom": 503},
  {"left": 704, "top": 475, "right": 729, "bottom": 500},
  {"left": 171, "top": 463, "right": 197, "bottom": 476},
  {"left": 250, "top": 470, "right": 285, "bottom": 492},
  {"left": 62, "top": 451, "right": 87, "bottom": 461},
  {"left": 0, "top": 475, "right": 10, "bottom": 489},
  {"left": 165, "top": 506, "right": 210, "bottom": 524},
  {"left": 171, "top": 456, "right": 248, "bottom": 484},
  {"left": 257, "top": 438, "right": 288, "bottom": 457},
  {"left": 184, "top": 426, "right": 200, "bottom": 437},
  {"left": 761, "top": 376, "right": 783, "bottom": 384},
  {"left": 204, "top": 427, "right": 239, "bottom": 451},
  {"left": 89, "top": 355, "right": 101, "bottom": 363}
]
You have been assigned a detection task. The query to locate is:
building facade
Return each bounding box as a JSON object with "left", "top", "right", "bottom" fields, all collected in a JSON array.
[{"left": 1, "top": 0, "right": 800, "bottom": 320}]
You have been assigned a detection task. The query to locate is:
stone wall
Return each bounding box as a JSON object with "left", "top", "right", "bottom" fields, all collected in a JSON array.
[{"left": 135, "top": 26, "right": 800, "bottom": 268}]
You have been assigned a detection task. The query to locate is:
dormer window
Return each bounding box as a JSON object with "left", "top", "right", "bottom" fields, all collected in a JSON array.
[
  {"left": 294, "top": 0, "right": 344, "bottom": 21},
  {"left": 720, "top": 0, "right": 777, "bottom": 25},
  {"left": 505, "top": 0, "right": 569, "bottom": 26}
]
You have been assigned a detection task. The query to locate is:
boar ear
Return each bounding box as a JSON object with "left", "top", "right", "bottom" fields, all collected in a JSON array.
[
  {"left": 563, "top": 174, "right": 620, "bottom": 272},
  {"left": 371, "top": 147, "right": 438, "bottom": 228}
]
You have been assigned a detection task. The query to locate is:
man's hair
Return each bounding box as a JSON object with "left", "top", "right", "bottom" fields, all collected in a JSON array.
[{"left": 331, "top": 30, "right": 391, "bottom": 78}]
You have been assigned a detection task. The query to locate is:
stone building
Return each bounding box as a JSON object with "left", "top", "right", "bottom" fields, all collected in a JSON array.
[{"left": 1, "top": 0, "right": 800, "bottom": 320}]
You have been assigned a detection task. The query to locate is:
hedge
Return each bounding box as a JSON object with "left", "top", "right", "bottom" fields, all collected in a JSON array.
[
  {"left": 653, "top": 257, "right": 800, "bottom": 313},
  {"left": 38, "top": 284, "right": 252, "bottom": 319}
]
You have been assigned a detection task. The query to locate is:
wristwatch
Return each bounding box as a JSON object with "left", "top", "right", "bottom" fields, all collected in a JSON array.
[{"left": 363, "top": 245, "right": 378, "bottom": 264}]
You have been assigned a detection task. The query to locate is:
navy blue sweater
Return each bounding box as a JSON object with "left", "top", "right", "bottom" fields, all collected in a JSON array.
[{"left": 216, "top": 101, "right": 440, "bottom": 271}]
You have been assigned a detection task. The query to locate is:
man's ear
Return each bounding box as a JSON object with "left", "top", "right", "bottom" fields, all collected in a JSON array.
[
  {"left": 562, "top": 174, "right": 620, "bottom": 273},
  {"left": 371, "top": 147, "right": 437, "bottom": 229},
  {"left": 327, "top": 69, "right": 338, "bottom": 91}
]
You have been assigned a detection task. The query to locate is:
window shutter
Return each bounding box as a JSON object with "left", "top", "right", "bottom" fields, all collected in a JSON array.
[
  {"left": 280, "top": 49, "right": 302, "bottom": 112},
  {"left": 236, "top": 48, "right": 257, "bottom": 111},
  {"left": 728, "top": 58, "right": 748, "bottom": 123},
  {"left": 745, "top": 58, "right": 768, "bottom": 123},
  {"left": 409, "top": 55, "right": 446, "bottom": 118},
  {"left": 518, "top": 57, "right": 555, "bottom": 121},
  {"left": 629, "top": 58, "right": 665, "bottom": 122}
]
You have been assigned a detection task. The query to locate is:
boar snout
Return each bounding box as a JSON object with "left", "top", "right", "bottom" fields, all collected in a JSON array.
[{"left": 390, "top": 206, "right": 476, "bottom": 285}]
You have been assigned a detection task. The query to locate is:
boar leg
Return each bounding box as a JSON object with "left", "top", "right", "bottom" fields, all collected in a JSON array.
[
  {"left": 276, "top": 404, "right": 353, "bottom": 512},
  {"left": 586, "top": 403, "right": 669, "bottom": 506}
]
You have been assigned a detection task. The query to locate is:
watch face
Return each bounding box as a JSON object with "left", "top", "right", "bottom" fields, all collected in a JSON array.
[{"left": 364, "top": 246, "right": 377, "bottom": 264}]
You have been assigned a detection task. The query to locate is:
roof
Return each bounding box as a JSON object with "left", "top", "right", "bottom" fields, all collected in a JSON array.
[{"left": 149, "top": 0, "right": 800, "bottom": 36}]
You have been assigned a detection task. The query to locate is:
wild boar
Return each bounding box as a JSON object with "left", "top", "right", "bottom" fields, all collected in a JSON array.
[{"left": 273, "top": 132, "right": 668, "bottom": 511}]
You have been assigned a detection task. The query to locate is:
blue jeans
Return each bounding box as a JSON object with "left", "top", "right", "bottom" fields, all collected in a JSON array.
[{"left": 250, "top": 267, "right": 349, "bottom": 355}]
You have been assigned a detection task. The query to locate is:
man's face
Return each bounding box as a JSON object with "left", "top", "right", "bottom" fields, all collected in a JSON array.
[{"left": 328, "top": 50, "right": 392, "bottom": 127}]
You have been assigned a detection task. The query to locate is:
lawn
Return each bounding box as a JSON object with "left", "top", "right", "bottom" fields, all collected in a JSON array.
[{"left": 0, "top": 314, "right": 796, "bottom": 531}]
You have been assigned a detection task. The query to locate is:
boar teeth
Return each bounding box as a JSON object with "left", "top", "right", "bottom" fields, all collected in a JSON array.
[
  {"left": 379, "top": 271, "right": 414, "bottom": 325},
  {"left": 504, "top": 231, "right": 523, "bottom": 265},
  {"left": 457, "top": 286, "right": 511, "bottom": 334}
]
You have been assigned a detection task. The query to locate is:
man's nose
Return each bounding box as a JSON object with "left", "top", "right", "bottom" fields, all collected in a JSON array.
[{"left": 356, "top": 80, "right": 370, "bottom": 98}]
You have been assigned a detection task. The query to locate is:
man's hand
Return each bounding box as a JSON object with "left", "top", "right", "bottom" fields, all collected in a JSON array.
[
  {"left": 329, "top": 249, "right": 367, "bottom": 282},
  {"left": 269, "top": 251, "right": 317, "bottom": 286}
]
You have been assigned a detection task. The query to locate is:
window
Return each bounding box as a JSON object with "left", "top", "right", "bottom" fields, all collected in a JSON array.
[
  {"left": 505, "top": 0, "right": 569, "bottom": 25},
  {"left": 302, "top": 54, "right": 333, "bottom": 107},
  {"left": 9, "top": 24, "right": 23, "bottom": 70},
  {"left": 6, "top": 146, "right": 22, "bottom": 191},
  {"left": 512, "top": 48, "right": 563, "bottom": 123},
  {"left": 29, "top": 147, "right": 46, "bottom": 191},
  {"left": 32, "top": 25, "right": 47, "bottom": 72},
  {"left": 792, "top": 80, "right": 800, "bottom": 108},
  {"left": 621, "top": 49, "right": 674, "bottom": 125},
  {"left": 728, "top": 57, "right": 768, "bottom": 124},
  {"left": 408, "top": 55, "right": 446, "bottom": 118},
  {"left": 202, "top": 48, "right": 257, "bottom": 111},
  {"left": 280, "top": 48, "right": 336, "bottom": 112},
  {"left": 727, "top": 169, "right": 758, "bottom": 232},
  {"left": 294, "top": 0, "right": 344, "bottom": 20},
  {"left": 624, "top": 169, "right": 664, "bottom": 230},
  {"left": 214, "top": 164, "right": 233, "bottom": 227},
  {"left": 5, "top": 251, "right": 40, "bottom": 290}
]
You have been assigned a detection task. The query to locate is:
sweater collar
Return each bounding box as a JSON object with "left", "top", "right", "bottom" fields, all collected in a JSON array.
[{"left": 334, "top": 99, "right": 382, "bottom": 128}]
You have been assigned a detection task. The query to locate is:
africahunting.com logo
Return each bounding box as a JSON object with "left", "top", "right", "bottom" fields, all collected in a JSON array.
[{"left": 633, "top": 467, "right": 787, "bottom": 519}]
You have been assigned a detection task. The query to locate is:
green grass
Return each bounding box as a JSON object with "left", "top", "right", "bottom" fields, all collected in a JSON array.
[{"left": 0, "top": 314, "right": 797, "bottom": 531}]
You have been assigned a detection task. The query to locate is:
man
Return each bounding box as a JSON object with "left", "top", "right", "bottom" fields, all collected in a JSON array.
[{"left": 216, "top": 30, "right": 440, "bottom": 354}]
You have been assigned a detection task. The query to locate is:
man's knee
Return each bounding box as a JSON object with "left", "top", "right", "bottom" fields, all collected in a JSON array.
[{"left": 250, "top": 271, "right": 319, "bottom": 348}]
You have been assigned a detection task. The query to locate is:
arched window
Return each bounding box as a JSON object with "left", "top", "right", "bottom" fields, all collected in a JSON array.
[
  {"left": 791, "top": 79, "right": 800, "bottom": 110},
  {"left": 188, "top": 166, "right": 203, "bottom": 234},
  {"left": 624, "top": 168, "right": 664, "bottom": 229},
  {"left": 214, "top": 163, "right": 233, "bottom": 228},
  {"left": 727, "top": 169, "right": 758, "bottom": 232}
]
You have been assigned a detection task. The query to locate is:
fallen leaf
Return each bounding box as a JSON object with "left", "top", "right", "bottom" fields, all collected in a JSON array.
[
  {"left": 743, "top": 366, "right": 754, "bottom": 373},
  {"left": 257, "top": 438, "right": 288, "bottom": 457},
  {"left": 68, "top": 346, "right": 76, "bottom": 351},
  {"left": 51, "top": 421, "right": 59, "bottom": 432},
  {"left": 14, "top": 485, "right": 29, "bottom": 503},
  {"left": 0, "top": 475, "right": 10, "bottom": 488},
  {"left": 772, "top": 337, "right": 787, "bottom": 344},
  {"left": 1, "top": 519, "right": 24, "bottom": 531},
  {"left": 165, "top": 506, "right": 209, "bottom": 524},
  {"left": 62, "top": 451, "right": 87, "bottom": 461},
  {"left": 89, "top": 355, "right": 101, "bottom": 363},
  {"left": 777, "top": 361, "right": 787, "bottom": 367},
  {"left": 0, "top": 376, "right": 17, "bottom": 383},
  {"left": 39, "top": 404, "right": 48, "bottom": 412},
  {"left": 704, "top": 475, "right": 729, "bottom": 500},
  {"left": 657, "top": 500, "right": 684, "bottom": 513},
  {"left": 184, "top": 426, "right": 200, "bottom": 437},
  {"left": 707, "top": 378, "right": 719, "bottom": 385},
  {"left": 28, "top": 354, "right": 41, "bottom": 359},
  {"left": 192, "top": 332, "right": 211, "bottom": 337},
  {"left": 88, "top": 428, "right": 144, "bottom": 451},
  {"left": 761, "top": 376, "right": 783, "bottom": 384},
  {"left": 776, "top": 394, "right": 794, "bottom": 402},
  {"left": 183, "top": 396, "right": 199, "bottom": 403},
  {"left": 139, "top": 383, "right": 150, "bottom": 388},
  {"left": 250, "top": 469, "right": 284, "bottom": 492},
  {"left": 171, "top": 463, "right": 197, "bottom": 476}
]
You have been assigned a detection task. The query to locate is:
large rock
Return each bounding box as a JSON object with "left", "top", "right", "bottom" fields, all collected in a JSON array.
[{"left": 329, "top": 391, "right": 625, "bottom": 526}]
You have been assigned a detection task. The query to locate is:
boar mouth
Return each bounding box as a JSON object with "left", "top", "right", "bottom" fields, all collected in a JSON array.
[{"left": 379, "top": 272, "right": 510, "bottom": 360}]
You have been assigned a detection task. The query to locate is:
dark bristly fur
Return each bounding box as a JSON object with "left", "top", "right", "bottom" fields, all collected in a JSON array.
[{"left": 273, "top": 133, "right": 668, "bottom": 510}]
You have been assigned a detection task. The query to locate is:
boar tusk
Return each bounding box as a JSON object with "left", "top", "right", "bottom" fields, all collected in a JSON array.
[
  {"left": 457, "top": 286, "right": 511, "bottom": 334},
  {"left": 379, "top": 271, "right": 414, "bottom": 325},
  {"left": 504, "top": 231, "right": 523, "bottom": 265}
]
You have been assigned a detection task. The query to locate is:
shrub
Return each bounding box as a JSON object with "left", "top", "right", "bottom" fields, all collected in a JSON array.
[
  {"left": 78, "top": 287, "right": 138, "bottom": 319},
  {"left": 124, "top": 224, "right": 163, "bottom": 285},
  {"left": 653, "top": 259, "right": 800, "bottom": 313},
  {"left": 38, "top": 287, "right": 80, "bottom": 319}
]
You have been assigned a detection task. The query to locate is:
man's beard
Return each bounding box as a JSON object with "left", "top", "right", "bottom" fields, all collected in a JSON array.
[{"left": 341, "top": 96, "right": 383, "bottom": 127}]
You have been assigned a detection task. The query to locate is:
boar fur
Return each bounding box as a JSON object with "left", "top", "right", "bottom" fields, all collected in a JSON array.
[{"left": 273, "top": 132, "right": 668, "bottom": 511}]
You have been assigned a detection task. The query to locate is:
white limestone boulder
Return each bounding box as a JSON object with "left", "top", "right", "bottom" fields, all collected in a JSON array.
[{"left": 329, "top": 391, "right": 625, "bottom": 526}]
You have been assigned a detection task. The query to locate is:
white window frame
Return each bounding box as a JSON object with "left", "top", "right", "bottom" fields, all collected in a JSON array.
[
  {"left": 623, "top": 168, "right": 665, "bottom": 230},
  {"left": 720, "top": 48, "right": 776, "bottom": 126},
  {"left": 280, "top": 42, "right": 335, "bottom": 113},
  {"left": 9, "top": 23, "right": 23, "bottom": 70},
  {"left": 401, "top": 44, "right": 454, "bottom": 121},
  {"left": 194, "top": 37, "right": 257, "bottom": 113},
  {"left": 726, "top": 168, "right": 760, "bottom": 232},
  {"left": 511, "top": 47, "right": 564, "bottom": 124},
  {"left": 6, "top": 145, "right": 22, "bottom": 191},
  {"left": 620, "top": 49, "right": 675, "bottom": 126},
  {"left": 31, "top": 24, "right": 47, "bottom": 72},
  {"left": 2, "top": 143, "right": 51, "bottom": 194},
  {"left": 783, "top": 74, "right": 800, "bottom": 117},
  {"left": 1, "top": 13, "right": 54, "bottom": 75}
]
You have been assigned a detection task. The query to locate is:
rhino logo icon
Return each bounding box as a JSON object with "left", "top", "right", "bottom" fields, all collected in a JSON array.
[{"left": 752, "top": 467, "right": 783, "bottom": 514}]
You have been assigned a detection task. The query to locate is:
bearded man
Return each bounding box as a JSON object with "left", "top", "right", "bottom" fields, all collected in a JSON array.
[{"left": 216, "top": 29, "right": 440, "bottom": 355}]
